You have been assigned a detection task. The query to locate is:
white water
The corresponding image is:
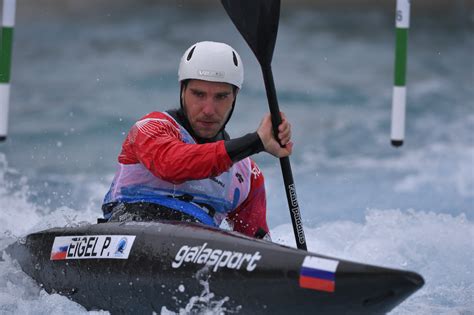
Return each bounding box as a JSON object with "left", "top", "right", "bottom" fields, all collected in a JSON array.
[{"left": 1, "top": 155, "right": 473, "bottom": 314}]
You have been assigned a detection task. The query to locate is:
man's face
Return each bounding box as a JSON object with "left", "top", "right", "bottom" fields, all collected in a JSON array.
[{"left": 182, "top": 79, "right": 236, "bottom": 139}]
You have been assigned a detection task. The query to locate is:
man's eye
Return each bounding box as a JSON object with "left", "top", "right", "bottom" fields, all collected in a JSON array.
[
  {"left": 193, "top": 91, "right": 205, "bottom": 97},
  {"left": 216, "top": 94, "right": 229, "bottom": 100}
]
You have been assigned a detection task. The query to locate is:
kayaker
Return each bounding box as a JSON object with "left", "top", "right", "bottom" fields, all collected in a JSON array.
[{"left": 101, "top": 41, "right": 292, "bottom": 240}]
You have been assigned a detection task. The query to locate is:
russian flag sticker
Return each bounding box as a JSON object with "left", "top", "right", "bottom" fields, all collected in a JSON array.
[
  {"left": 50, "top": 244, "right": 69, "bottom": 260},
  {"left": 299, "top": 256, "right": 339, "bottom": 293}
]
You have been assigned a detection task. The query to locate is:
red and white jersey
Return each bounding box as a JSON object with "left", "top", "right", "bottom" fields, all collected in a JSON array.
[{"left": 103, "top": 111, "right": 269, "bottom": 237}]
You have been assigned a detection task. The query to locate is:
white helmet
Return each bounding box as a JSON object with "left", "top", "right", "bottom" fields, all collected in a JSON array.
[{"left": 178, "top": 41, "right": 244, "bottom": 89}]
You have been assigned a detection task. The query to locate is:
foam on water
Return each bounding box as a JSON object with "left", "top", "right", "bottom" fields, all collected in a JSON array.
[
  {"left": 272, "top": 209, "right": 474, "bottom": 314},
  {"left": 1, "top": 157, "right": 473, "bottom": 314},
  {"left": 160, "top": 278, "right": 239, "bottom": 315},
  {"left": 0, "top": 157, "right": 103, "bottom": 314}
]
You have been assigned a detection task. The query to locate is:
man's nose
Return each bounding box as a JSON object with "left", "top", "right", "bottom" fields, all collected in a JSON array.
[{"left": 201, "top": 98, "right": 217, "bottom": 116}]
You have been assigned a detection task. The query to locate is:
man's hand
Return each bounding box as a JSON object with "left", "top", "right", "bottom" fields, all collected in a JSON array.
[{"left": 257, "top": 112, "right": 293, "bottom": 158}]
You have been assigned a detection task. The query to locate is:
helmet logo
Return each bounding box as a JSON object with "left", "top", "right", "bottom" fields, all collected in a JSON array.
[{"left": 198, "top": 69, "right": 225, "bottom": 79}]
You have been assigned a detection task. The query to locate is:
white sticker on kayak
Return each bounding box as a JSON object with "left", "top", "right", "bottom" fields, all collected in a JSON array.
[
  {"left": 172, "top": 243, "right": 261, "bottom": 272},
  {"left": 50, "top": 235, "right": 136, "bottom": 260}
]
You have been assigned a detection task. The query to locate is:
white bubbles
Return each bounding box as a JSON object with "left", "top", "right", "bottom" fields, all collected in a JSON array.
[
  {"left": 0, "top": 154, "right": 105, "bottom": 315},
  {"left": 0, "top": 253, "right": 99, "bottom": 315},
  {"left": 161, "top": 278, "right": 234, "bottom": 315},
  {"left": 0, "top": 154, "right": 42, "bottom": 238}
]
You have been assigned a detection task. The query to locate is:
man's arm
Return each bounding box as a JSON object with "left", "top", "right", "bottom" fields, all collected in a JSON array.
[
  {"left": 120, "top": 112, "right": 232, "bottom": 184},
  {"left": 120, "top": 111, "right": 292, "bottom": 185}
]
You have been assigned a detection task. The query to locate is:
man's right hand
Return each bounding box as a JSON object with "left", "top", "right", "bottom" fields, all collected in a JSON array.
[{"left": 257, "top": 112, "right": 293, "bottom": 158}]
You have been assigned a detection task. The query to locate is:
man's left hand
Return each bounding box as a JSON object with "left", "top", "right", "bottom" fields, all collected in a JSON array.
[{"left": 257, "top": 112, "right": 293, "bottom": 158}]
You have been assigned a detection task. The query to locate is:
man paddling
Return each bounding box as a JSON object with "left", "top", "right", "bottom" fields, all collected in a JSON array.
[{"left": 102, "top": 41, "right": 292, "bottom": 239}]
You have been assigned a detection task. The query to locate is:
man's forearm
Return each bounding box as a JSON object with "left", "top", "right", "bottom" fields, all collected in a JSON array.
[{"left": 224, "top": 132, "right": 264, "bottom": 163}]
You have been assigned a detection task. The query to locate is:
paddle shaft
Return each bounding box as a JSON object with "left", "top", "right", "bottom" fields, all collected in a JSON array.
[
  {"left": 262, "top": 66, "right": 307, "bottom": 250},
  {"left": 220, "top": 0, "right": 307, "bottom": 250}
]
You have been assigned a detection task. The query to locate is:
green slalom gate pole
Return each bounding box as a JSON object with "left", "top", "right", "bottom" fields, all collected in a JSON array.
[
  {"left": 391, "top": 0, "right": 410, "bottom": 147},
  {"left": 0, "top": 0, "right": 16, "bottom": 141}
]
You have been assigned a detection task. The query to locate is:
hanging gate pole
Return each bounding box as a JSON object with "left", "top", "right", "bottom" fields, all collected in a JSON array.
[
  {"left": 391, "top": 0, "right": 411, "bottom": 147},
  {"left": 0, "top": 0, "right": 16, "bottom": 141}
]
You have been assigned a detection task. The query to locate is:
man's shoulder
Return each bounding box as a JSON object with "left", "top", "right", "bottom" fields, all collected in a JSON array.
[
  {"left": 137, "top": 111, "right": 180, "bottom": 129},
  {"left": 139, "top": 111, "right": 172, "bottom": 121}
]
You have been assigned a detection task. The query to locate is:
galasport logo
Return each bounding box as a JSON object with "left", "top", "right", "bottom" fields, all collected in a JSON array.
[{"left": 172, "top": 243, "right": 262, "bottom": 272}]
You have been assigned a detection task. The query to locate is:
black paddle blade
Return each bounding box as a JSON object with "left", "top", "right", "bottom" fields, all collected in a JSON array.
[{"left": 221, "top": 0, "right": 280, "bottom": 66}]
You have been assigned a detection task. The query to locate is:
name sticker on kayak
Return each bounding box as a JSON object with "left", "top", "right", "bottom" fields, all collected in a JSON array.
[
  {"left": 50, "top": 235, "right": 136, "bottom": 260},
  {"left": 299, "top": 256, "right": 339, "bottom": 293},
  {"left": 172, "top": 242, "right": 261, "bottom": 272}
]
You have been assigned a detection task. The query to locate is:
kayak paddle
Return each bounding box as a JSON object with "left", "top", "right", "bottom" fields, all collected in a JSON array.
[{"left": 221, "top": 0, "right": 307, "bottom": 250}]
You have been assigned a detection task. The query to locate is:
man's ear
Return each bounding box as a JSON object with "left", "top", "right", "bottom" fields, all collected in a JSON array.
[
  {"left": 180, "top": 82, "right": 188, "bottom": 105},
  {"left": 181, "top": 82, "right": 186, "bottom": 97}
]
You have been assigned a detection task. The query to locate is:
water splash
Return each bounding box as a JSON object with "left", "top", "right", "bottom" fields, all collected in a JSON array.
[
  {"left": 272, "top": 209, "right": 474, "bottom": 315},
  {"left": 161, "top": 267, "right": 241, "bottom": 315}
]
